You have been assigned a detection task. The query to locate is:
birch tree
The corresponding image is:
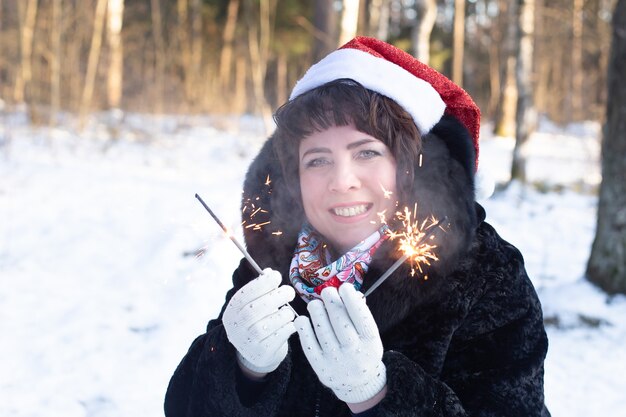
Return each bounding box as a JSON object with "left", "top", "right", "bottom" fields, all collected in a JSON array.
[
  {"left": 107, "top": 0, "right": 124, "bottom": 109},
  {"left": 338, "top": 0, "right": 359, "bottom": 46},
  {"left": 412, "top": 0, "right": 437, "bottom": 64},
  {"left": 587, "top": 0, "right": 626, "bottom": 294},
  {"left": 510, "top": 0, "right": 537, "bottom": 183}
]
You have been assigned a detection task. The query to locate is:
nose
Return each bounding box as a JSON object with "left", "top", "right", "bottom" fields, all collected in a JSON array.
[{"left": 328, "top": 161, "right": 361, "bottom": 193}]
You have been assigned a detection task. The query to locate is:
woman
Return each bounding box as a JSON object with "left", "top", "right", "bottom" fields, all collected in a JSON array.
[{"left": 164, "top": 37, "right": 550, "bottom": 417}]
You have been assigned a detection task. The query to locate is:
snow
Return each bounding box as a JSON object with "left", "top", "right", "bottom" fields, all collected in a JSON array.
[{"left": 1, "top": 112, "right": 625, "bottom": 417}]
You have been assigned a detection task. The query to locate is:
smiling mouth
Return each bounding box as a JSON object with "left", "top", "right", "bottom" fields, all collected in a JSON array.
[{"left": 332, "top": 204, "right": 372, "bottom": 217}]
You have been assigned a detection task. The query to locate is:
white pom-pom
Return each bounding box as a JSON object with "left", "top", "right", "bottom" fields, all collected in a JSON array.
[{"left": 475, "top": 166, "right": 495, "bottom": 201}]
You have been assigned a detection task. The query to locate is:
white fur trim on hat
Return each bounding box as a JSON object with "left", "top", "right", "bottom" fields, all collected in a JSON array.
[{"left": 289, "top": 48, "right": 446, "bottom": 135}]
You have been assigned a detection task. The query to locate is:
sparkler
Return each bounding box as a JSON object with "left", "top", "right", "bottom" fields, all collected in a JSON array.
[
  {"left": 195, "top": 193, "right": 299, "bottom": 317},
  {"left": 364, "top": 215, "right": 448, "bottom": 297},
  {"left": 195, "top": 193, "right": 263, "bottom": 274}
]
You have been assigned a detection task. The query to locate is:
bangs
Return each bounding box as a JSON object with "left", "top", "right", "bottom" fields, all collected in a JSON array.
[{"left": 274, "top": 79, "right": 374, "bottom": 140}]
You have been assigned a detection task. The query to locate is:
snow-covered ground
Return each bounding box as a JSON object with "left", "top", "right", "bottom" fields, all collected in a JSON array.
[{"left": 1, "top": 111, "right": 624, "bottom": 417}]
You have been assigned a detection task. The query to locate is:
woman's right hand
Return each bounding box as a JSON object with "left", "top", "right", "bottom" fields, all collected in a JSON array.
[{"left": 223, "top": 268, "right": 297, "bottom": 375}]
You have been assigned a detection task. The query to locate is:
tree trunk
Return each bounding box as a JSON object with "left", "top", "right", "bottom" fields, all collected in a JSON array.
[
  {"left": 487, "top": 39, "right": 501, "bottom": 118},
  {"left": 493, "top": 0, "right": 518, "bottom": 136},
  {"left": 586, "top": 0, "right": 626, "bottom": 295},
  {"left": 50, "top": 0, "right": 62, "bottom": 125},
  {"left": 177, "top": 0, "right": 191, "bottom": 109},
  {"left": 276, "top": 50, "right": 288, "bottom": 106},
  {"left": 338, "top": 0, "right": 360, "bottom": 46},
  {"left": 233, "top": 51, "right": 247, "bottom": 113},
  {"left": 412, "top": 0, "right": 437, "bottom": 64},
  {"left": 151, "top": 0, "right": 166, "bottom": 113},
  {"left": 367, "top": 0, "right": 381, "bottom": 38},
  {"left": 494, "top": 56, "right": 518, "bottom": 137},
  {"left": 247, "top": 0, "right": 273, "bottom": 133},
  {"left": 219, "top": 0, "right": 240, "bottom": 92},
  {"left": 106, "top": 0, "right": 124, "bottom": 109},
  {"left": 511, "top": 0, "right": 536, "bottom": 183},
  {"left": 189, "top": 0, "right": 202, "bottom": 107},
  {"left": 452, "top": 0, "right": 465, "bottom": 86},
  {"left": 312, "top": 0, "right": 337, "bottom": 62},
  {"left": 79, "top": 0, "right": 108, "bottom": 129},
  {"left": 571, "top": 0, "right": 584, "bottom": 121},
  {"left": 375, "top": 0, "right": 390, "bottom": 41},
  {"left": 13, "top": 0, "right": 38, "bottom": 105}
]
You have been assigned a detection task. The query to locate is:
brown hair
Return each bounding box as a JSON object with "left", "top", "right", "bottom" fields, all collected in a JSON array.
[{"left": 272, "top": 79, "right": 422, "bottom": 207}]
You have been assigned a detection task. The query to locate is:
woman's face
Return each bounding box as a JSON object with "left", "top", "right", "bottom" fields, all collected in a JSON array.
[{"left": 299, "top": 124, "right": 397, "bottom": 253}]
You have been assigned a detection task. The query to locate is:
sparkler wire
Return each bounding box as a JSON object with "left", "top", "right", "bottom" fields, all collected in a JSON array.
[
  {"left": 195, "top": 193, "right": 264, "bottom": 275},
  {"left": 364, "top": 216, "right": 448, "bottom": 297},
  {"left": 195, "top": 193, "right": 299, "bottom": 317}
]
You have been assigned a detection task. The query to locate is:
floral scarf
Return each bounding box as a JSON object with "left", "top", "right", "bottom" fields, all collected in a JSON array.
[{"left": 289, "top": 223, "right": 389, "bottom": 302}]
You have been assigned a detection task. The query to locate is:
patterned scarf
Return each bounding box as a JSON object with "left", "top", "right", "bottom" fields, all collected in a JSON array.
[{"left": 289, "top": 223, "right": 389, "bottom": 302}]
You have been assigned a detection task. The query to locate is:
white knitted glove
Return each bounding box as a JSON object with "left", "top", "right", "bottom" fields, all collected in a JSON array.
[
  {"left": 223, "top": 268, "right": 296, "bottom": 374},
  {"left": 295, "top": 284, "right": 386, "bottom": 404}
]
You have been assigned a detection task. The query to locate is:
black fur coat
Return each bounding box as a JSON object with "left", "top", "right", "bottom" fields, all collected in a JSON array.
[{"left": 164, "top": 118, "right": 550, "bottom": 416}]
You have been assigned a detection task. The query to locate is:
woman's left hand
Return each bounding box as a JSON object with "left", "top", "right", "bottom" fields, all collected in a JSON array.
[{"left": 295, "top": 284, "right": 387, "bottom": 405}]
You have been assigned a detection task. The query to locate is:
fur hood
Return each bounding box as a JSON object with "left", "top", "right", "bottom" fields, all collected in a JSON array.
[{"left": 241, "top": 115, "right": 480, "bottom": 332}]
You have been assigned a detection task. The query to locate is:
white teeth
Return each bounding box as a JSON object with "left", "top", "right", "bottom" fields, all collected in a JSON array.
[{"left": 333, "top": 205, "right": 368, "bottom": 217}]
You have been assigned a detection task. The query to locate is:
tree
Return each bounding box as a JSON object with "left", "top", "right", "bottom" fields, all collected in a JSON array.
[
  {"left": 312, "top": 0, "right": 337, "bottom": 62},
  {"left": 366, "top": 0, "right": 391, "bottom": 41},
  {"left": 79, "top": 0, "right": 107, "bottom": 128},
  {"left": 246, "top": 0, "right": 274, "bottom": 132},
  {"left": 338, "top": 0, "right": 359, "bottom": 46},
  {"left": 492, "top": 0, "right": 518, "bottom": 137},
  {"left": 452, "top": 0, "right": 465, "bottom": 86},
  {"left": 218, "top": 0, "right": 240, "bottom": 94},
  {"left": 412, "top": 0, "right": 437, "bottom": 64},
  {"left": 13, "top": 0, "right": 38, "bottom": 105},
  {"left": 510, "top": 0, "right": 537, "bottom": 183},
  {"left": 150, "top": 0, "right": 166, "bottom": 113},
  {"left": 106, "top": 0, "right": 124, "bottom": 110},
  {"left": 586, "top": 0, "right": 626, "bottom": 295},
  {"left": 571, "top": 0, "right": 584, "bottom": 121},
  {"left": 50, "top": 0, "right": 62, "bottom": 125},
  {"left": 176, "top": 0, "right": 203, "bottom": 109}
]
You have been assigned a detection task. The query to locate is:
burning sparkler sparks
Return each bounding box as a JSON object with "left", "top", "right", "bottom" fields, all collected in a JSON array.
[
  {"left": 380, "top": 183, "right": 394, "bottom": 199},
  {"left": 391, "top": 205, "right": 442, "bottom": 276},
  {"left": 365, "top": 207, "right": 448, "bottom": 297},
  {"left": 239, "top": 175, "right": 283, "bottom": 236}
]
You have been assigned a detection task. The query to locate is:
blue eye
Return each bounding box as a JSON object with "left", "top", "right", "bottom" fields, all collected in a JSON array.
[
  {"left": 357, "top": 149, "right": 382, "bottom": 159},
  {"left": 304, "top": 158, "right": 330, "bottom": 168}
]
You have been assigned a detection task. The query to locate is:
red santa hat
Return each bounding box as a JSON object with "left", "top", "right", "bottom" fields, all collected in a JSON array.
[{"left": 289, "top": 36, "right": 481, "bottom": 171}]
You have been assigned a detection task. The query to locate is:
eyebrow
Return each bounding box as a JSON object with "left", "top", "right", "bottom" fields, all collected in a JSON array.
[{"left": 300, "top": 138, "right": 377, "bottom": 160}]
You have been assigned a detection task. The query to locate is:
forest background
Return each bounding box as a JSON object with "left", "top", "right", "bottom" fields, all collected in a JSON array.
[{"left": 0, "top": 0, "right": 616, "bottom": 131}]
